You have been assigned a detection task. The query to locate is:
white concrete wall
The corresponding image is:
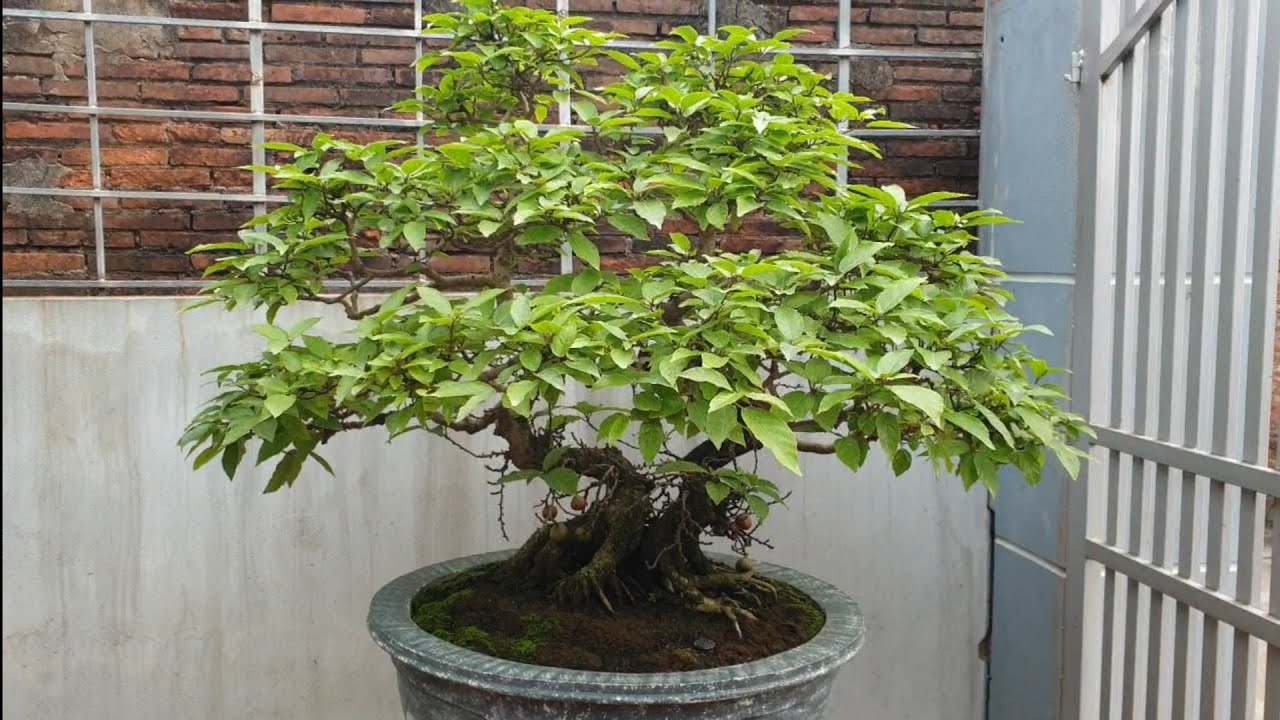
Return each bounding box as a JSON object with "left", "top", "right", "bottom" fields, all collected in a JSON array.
[{"left": 2, "top": 297, "right": 990, "bottom": 720}]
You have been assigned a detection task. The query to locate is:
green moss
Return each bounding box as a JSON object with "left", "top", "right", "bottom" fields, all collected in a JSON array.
[
  {"left": 776, "top": 582, "right": 826, "bottom": 637},
  {"left": 506, "top": 613, "right": 560, "bottom": 664},
  {"left": 453, "top": 625, "right": 497, "bottom": 653},
  {"left": 510, "top": 637, "right": 539, "bottom": 662},
  {"left": 411, "top": 589, "right": 474, "bottom": 639}
]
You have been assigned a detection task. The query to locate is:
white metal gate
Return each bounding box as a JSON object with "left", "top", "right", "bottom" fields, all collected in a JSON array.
[{"left": 1064, "top": 0, "right": 1280, "bottom": 718}]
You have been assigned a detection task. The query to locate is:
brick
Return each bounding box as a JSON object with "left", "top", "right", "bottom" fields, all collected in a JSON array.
[
  {"left": 893, "top": 66, "right": 974, "bottom": 83},
  {"left": 948, "top": 11, "right": 985, "bottom": 28},
  {"left": 855, "top": 27, "right": 917, "bottom": 45},
  {"left": 792, "top": 25, "right": 835, "bottom": 44},
  {"left": 102, "top": 60, "right": 192, "bottom": 81},
  {"left": 139, "top": 231, "right": 234, "bottom": 248},
  {"left": 97, "top": 81, "right": 142, "bottom": 99},
  {"left": 271, "top": 4, "right": 366, "bottom": 25},
  {"left": 211, "top": 169, "right": 252, "bottom": 188},
  {"left": 359, "top": 48, "right": 418, "bottom": 66},
  {"left": 105, "top": 231, "right": 137, "bottom": 248},
  {"left": 172, "top": 1, "right": 247, "bottom": 21},
  {"left": 292, "top": 66, "right": 393, "bottom": 85},
  {"left": 61, "top": 148, "right": 168, "bottom": 166},
  {"left": 177, "top": 27, "right": 225, "bottom": 41},
  {"left": 2, "top": 229, "right": 27, "bottom": 246},
  {"left": 339, "top": 88, "right": 405, "bottom": 107},
  {"left": 111, "top": 124, "right": 169, "bottom": 143},
  {"left": 167, "top": 124, "right": 223, "bottom": 143},
  {"left": 429, "top": 255, "right": 491, "bottom": 274},
  {"left": 3, "top": 55, "right": 57, "bottom": 76},
  {"left": 615, "top": 0, "right": 700, "bottom": 14},
  {"left": 104, "top": 213, "right": 190, "bottom": 231},
  {"left": 265, "top": 86, "right": 340, "bottom": 105},
  {"left": 175, "top": 43, "right": 248, "bottom": 60},
  {"left": 190, "top": 64, "right": 290, "bottom": 84},
  {"left": 59, "top": 170, "right": 94, "bottom": 188},
  {"left": 942, "top": 86, "right": 982, "bottom": 103},
  {"left": 598, "top": 18, "right": 661, "bottom": 36},
  {"left": 189, "top": 253, "right": 216, "bottom": 271},
  {"left": 4, "top": 76, "right": 42, "bottom": 98},
  {"left": 28, "top": 230, "right": 88, "bottom": 247},
  {"left": 109, "top": 168, "right": 212, "bottom": 190},
  {"left": 886, "top": 140, "right": 968, "bottom": 158},
  {"left": 364, "top": 7, "right": 415, "bottom": 26},
  {"left": 917, "top": 28, "right": 984, "bottom": 46},
  {"left": 6, "top": 122, "right": 89, "bottom": 140},
  {"left": 881, "top": 85, "right": 942, "bottom": 102},
  {"left": 104, "top": 253, "right": 190, "bottom": 273},
  {"left": 141, "top": 84, "right": 242, "bottom": 104},
  {"left": 2, "top": 252, "right": 86, "bottom": 275},
  {"left": 219, "top": 127, "right": 252, "bottom": 144},
  {"left": 41, "top": 79, "right": 87, "bottom": 97},
  {"left": 790, "top": 6, "right": 839, "bottom": 23},
  {"left": 869, "top": 9, "right": 947, "bottom": 26},
  {"left": 266, "top": 46, "right": 357, "bottom": 65},
  {"left": 192, "top": 213, "right": 250, "bottom": 231},
  {"left": 170, "top": 148, "right": 251, "bottom": 167}
]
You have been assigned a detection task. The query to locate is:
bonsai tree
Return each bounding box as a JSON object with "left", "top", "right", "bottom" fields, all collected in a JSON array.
[{"left": 181, "top": 0, "right": 1090, "bottom": 636}]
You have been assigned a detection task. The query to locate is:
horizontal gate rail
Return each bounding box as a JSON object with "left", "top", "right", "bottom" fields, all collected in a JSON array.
[
  {"left": 1091, "top": 427, "right": 1280, "bottom": 496},
  {"left": 1100, "top": 0, "right": 1178, "bottom": 78},
  {"left": 1085, "top": 541, "right": 1280, "bottom": 648}
]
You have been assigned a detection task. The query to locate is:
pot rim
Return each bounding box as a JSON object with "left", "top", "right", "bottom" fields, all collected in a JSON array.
[{"left": 368, "top": 550, "right": 864, "bottom": 705}]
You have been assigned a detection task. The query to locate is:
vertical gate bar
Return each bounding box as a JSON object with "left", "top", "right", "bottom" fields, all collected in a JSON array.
[
  {"left": 1200, "top": 480, "right": 1227, "bottom": 719},
  {"left": 1101, "top": 452, "right": 1121, "bottom": 718},
  {"left": 706, "top": 0, "right": 716, "bottom": 36},
  {"left": 1111, "top": 33, "right": 1143, "bottom": 717},
  {"left": 835, "top": 0, "right": 850, "bottom": 188},
  {"left": 82, "top": 0, "right": 105, "bottom": 280},
  {"left": 248, "top": 0, "right": 266, "bottom": 225},
  {"left": 1172, "top": 468, "right": 1198, "bottom": 718},
  {"left": 1254, "top": 0, "right": 1280, "bottom": 715},
  {"left": 1220, "top": 0, "right": 1267, "bottom": 714},
  {"left": 556, "top": 0, "right": 572, "bottom": 275},
  {"left": 1064, "top": 0, "right": 1107, "bottom": 713},
  {"left": 1242, "top": 0, "right": 1280, "bottom": 469},
  {"left": 414, "top": 0, "right": 424, "bottom": 150}
]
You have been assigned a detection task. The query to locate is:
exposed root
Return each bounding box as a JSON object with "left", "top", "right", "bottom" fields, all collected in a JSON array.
[
  {"left": 691, "top": 593, "right": 759, "bottom": 638},
  {"left": 690, "top": 571, "right": 777, "bottom": 599}
]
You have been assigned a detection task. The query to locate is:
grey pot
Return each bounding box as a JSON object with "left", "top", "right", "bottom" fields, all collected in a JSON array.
[{"left": 368, "top": 550, "right": 865, "bottom": 719}]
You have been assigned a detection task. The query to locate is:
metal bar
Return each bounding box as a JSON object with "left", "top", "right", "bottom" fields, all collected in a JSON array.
[
  {"left": 1229, "top": 491, "right": 1261, "bottom": 718},
  {"left": 1091, "top": 428, "right": 1280, "bottom": 497},
  {"left": 247, "top": 0, "right": 266, "bottom": 243},
  {"left": 1, "top": 102, "right": 980, "bottom": 139},
  {"left": 1243, "top": 0, "right": 1280, "bottom": 468},
  {"left": 1099, "top": 0, "right": 1177, "bottom": 79},
  {"left": 82, "top": 0, "right": 105, "bottom": 280},
  {"left": 1062, "top": 0, "right": 1107, "bottom": 713},
  {"left": 1269, "top": 515, "right": 1280, "bottom": 715},
  {"left": 1, "top": 186, "right": 284, "bottom": 203},
  {"left": 835, "top": 0, "right": 851, "bottom": 188},
  {"left": 707, "top": 0, "right": 716, "bottom": 35},
  {"left": 1200, "top": 479, "right": 1226, "bottom": 719},
  {"left": 0, "top": 278, "right": 546, "bottom": 291},
  {"left": 0, "top": 8, "right": 982, "bottom": 60},
  {"left": 1172, "top": 468, "right": 1198, "bottom": 719},
  {"left": 1084, "top": 540, "right": 1280, "bottom": 648}
]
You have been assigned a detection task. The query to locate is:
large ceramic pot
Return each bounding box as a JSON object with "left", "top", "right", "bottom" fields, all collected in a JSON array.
[{"left": 368, "top": 550, "right": 864, "bottom": 719}]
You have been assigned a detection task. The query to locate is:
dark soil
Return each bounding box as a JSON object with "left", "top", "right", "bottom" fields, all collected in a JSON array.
[{"left": 411, "top": 563, "right": 825, "bottom": 673}]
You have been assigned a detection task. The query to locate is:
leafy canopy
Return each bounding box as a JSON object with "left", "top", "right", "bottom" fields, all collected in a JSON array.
[{"left": 181, "top": 0, "right": 1091, "bottom": 511}]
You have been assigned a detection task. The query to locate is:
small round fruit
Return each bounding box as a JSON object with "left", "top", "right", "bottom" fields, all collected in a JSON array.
[
  {"left": 735, "top": 556, "right": 755, "bottom": 574},
  {"left": 570, "top": 494, "right": 587, "bottom": 512},
  {"left": 735, "top": 514, "right": 754, "bottom": 532},
  {"left": 549, "top": 522, "right": 571, "bottom": 544},
  {"left": 541, "top": 503, "right": 559, "bottom": 521},
  {"left": 574, "top": 526, "right": 591, "bottom": 543}
]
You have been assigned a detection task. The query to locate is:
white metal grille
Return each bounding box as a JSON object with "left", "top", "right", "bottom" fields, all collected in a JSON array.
[
  {"left": 1, "top": 0, "right": 982, "bottom": 290},
  {"left": 1066, "top": 0, "right": 1280, "bottom": 717}
]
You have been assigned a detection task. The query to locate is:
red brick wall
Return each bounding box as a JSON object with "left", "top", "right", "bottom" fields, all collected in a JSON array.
[{"left": 3, "top": 0, "right": 984, "bottom": 281}]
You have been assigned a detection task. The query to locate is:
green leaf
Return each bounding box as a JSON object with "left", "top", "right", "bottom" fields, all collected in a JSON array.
[
  {"left": 403, "top": 221, "right": 427, "bottom": 250},
  {"left": 543, "top": 467, "right": 580, "bottom": 495},
  {"left": 735, "top": 196, "right": 763, "bottom": 217},
  {"left": 264, "top": 393, "right": 296, "bottom": 418},
  {"left": 608, "top": 213, "right": 650, "bottom": 240},
  {"left": 877, "top": 348, "right": 914, "bottom": 376},
  {"left": 774, "top": 307, "right": 805, "bottom": 341},
  {"left": 704, "top": 405, "right": 738, "bottom": 447},
  {"left": 816, "top": 212, "right": 850, "bottom": 245},
  {"left": 633, "top": 199, "right": 667, "bottom": 228},
  {"left": 509, "top": 294, "right": 532, "bottom": 326},
  {"left": 417, "top": 286, "right": 453, "bottom": 316},
  {"left": 567, "top": 233, "right": 600, "bottom": 269},
  {"left": 505, "top": 379, "right": 540, "bottom": 407},
  {"left": 598, "top": 412, "right": 630, "bottom": 444},
  {"left": 1015, "top": 407, "right": 1057, "bottom": 445},
  {"left": 192, "top": 443, "right": 221, "bottom": 471},
  {"left": 680, "top": 366, "right": 732, "bottom": 390},
  {"left": 876, "top": 413, "right": 901, "bottom": 457},
  {"left": 944, "top": 410, "right": 995, "bottom": 449},
  {"left": 891, "top": 449, "right": 913, "bottom": 476},
  {"left": 975, "top": 453, "right": 999, "bottom": 495},
  {"left": 887, "top": 385, "right": 944, "bottom": 425},
  {"left": 834, "top": 437, "right": 868, "bottom": 473},
  {"left": 741, "top": 407, "right": 801, "bottom": 475},
  {"left": 639, "top": 421, "right": 663, "bottom": 463},
  {"left": 705, "top": 201, "right": 729, "bottom": 230},
  {"left": 876, "top": 277, "right": 925, "bottom": 313},
  {"left": 264, "top": 450, "right": 302, "bottom": 493},
  {"left": 746, "top": 495, "right": 771, "bottom": 523},
  {"left": 705, "top": 481, "right": 733, "bottom": 505},
  {"left": 220, "top": 442, "right": 244, "bottom": 480}
]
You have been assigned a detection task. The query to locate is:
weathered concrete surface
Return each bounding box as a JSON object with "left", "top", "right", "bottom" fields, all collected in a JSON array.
[{"left": 1, "top": 297, "right": 989, "bottom": 720}]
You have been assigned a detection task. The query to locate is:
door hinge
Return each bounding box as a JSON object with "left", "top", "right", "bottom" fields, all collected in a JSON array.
[{"left": 1064, "top": 49, "right": 1085, "bottom": 84}]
